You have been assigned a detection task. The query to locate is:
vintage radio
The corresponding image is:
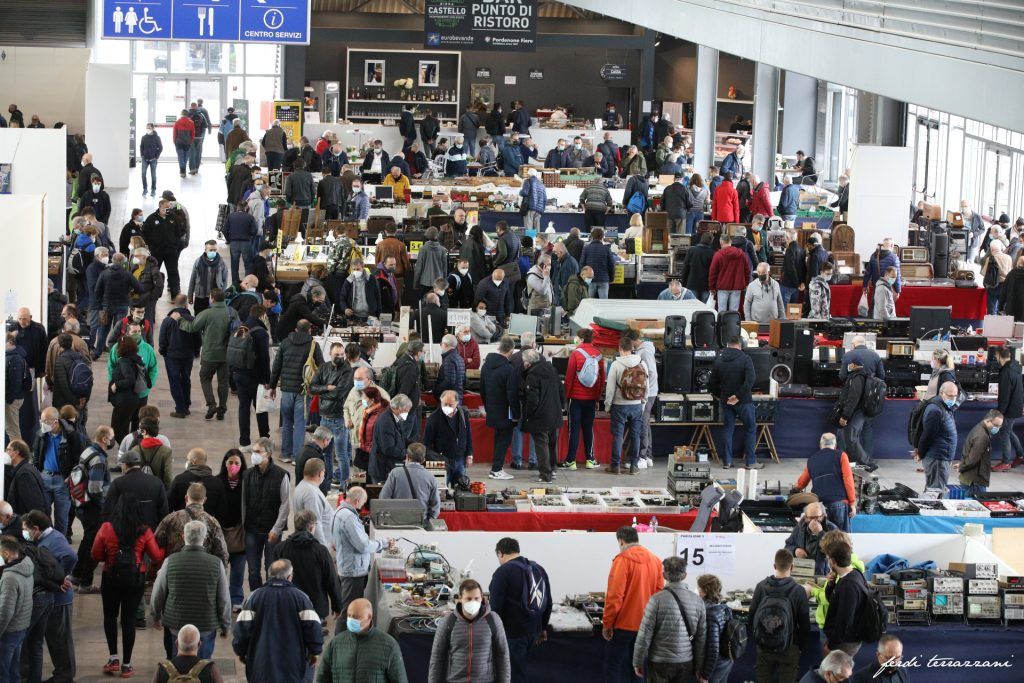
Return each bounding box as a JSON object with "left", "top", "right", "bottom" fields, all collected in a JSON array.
[
  {"left": 670, "top": 461, "right": 712, "bottom": 477},
  {"left": 1002, "top": 592, "right": 1024, "bottom": 606},
  {"left": 656, "top": 395, "right": 687, "bottom": 422},
  {"left": 887, "top": 341, "right": 916, "bottom": 358},
  {"left": 969, "top": 579, "right": 999, "bottom": 595},
  {"left": 686, "top": 396, "right": 718, "bottom": 423},
  {"left": 931, "top": 592, "right": 964, "bottom": 615},
  {"left": 903, "top": 599, "right": 927, "bottom": 611},
  {"left": 966, "top": 595, "right": 1001, "bottom": 619},
  {"left": 932, "top": 577, "right": 964, "bottom": 593},
  {"left": 830, "top": 251, "right": 861, "bottom": 275},
  {"left": 900, "top": 246, "right": 930, "bottom": 264},
  {"left": 946, "top": 211, "right": 965, "bottom": 228},
  {"left": 831, "top": 224, "right": 855, "bottom": 252}
]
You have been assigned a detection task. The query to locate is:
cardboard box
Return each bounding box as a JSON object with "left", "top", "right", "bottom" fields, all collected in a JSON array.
[{"left": 628, "top": 318, "right": 664, "bottom": 332}]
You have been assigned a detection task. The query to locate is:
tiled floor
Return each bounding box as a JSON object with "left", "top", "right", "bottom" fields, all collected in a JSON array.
[{"left": 57, "top": 159, "right": 1024, "bottom": 681}]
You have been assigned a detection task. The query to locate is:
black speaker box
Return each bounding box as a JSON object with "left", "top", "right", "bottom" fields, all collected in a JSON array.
[
  {"left": 664, "top": 315, "right": 688, "bottom": 350},
  {"left": 691, "top": 311, "right": 717, "bottom": 348},
  {"left": 717, "top": 310, "right": 742, "bottom": 347},
  {"left": 909, "top": 306, "right": 952, "bottom": 341},
  {"left": 745, "top": 347, "right": 773, "bottom": 393},
  {"left": 692, "top": 349, "right": 718, "bottom": 393},
  {"left": 662, "top": 348, "right": 693, "bottom": 393},
  {"left": 932, "top": 227, "right": 950, "bottom": 278}
]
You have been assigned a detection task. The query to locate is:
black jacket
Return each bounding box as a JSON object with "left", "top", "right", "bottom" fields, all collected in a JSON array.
[
  {"left": 392, "top": 353, "right": 422, "bottom": 407},
  {"left": 104, "top": 468, "right": 169, "bottom": 532},
  {"left": 998, "top": 360, "right": 1023, "bottom": 419},
  {"left": 1003, "top": 267, "right": 1024, "bottom": 322},
  {"left": 662, "top": 182, "right": 691, "bottom": 220},
  {"left": 94, "top": 265, "right": 141, "bottom": 309},
  {"left": 838, "top": 370, "right": 867, "bottom": 420},
  {"left": 79, "top": 189, "right": 111, "bottom": 225},
  {"left": 418, "top": 304, "right": 447, "bottom": 347},
  {"left": 316, "top": 175, "right": 344, "bottom": 208},
  {"left": 272, "top": 531, "right": 342, "bottom": 618},
  {"left": 749, "top": 576, "right": 810, "bottom": 650},
  {"left": 294, "top": 443, "right": 328, "bottom": 489},
  {"left": 277, "top": 294, "right": 326, "bottom": 339},
  {"left": 310, "top": 358, "right": 353, "bottom": 419},
  {"left": 564, "top": 234, "right": 584, "bottom": 263},
  {"left": 76, "top": 163, "right": 102, "bottom": 199},
  {"left": 709, "top": 347, "right": 755, "bottom": 405},
  {"left": 7, "top": 461, "right": 47, "bottom": 516},
  {"left": 422, "top": 407, "right": 473, "bottom": 461},
  {"left": 158, "top": 307, "right": 201, "bottom": 360},
  {"left": 270, "top": 330, "right": 323, "bottom": 394},
  {"left": 823, "top": 568, "right": 867, "bottom": 649},
  {"left": 167, "top": 465, "right": 227, "bottom": 525},
  {"left": 520, "top": 360, "right": 565, "bottom": 434},
  {"left": 474, "top": 279, "right": 514, "bottom": 323},
  {"left": 339, "top": 275, "right": 381, "bottom": 318},
  {"left": 434, "top": 349, "right": 466, "bottom": 400},
  {"left": 226, "top": 164, "right": 252, "bottom": 206},
  {"left": 252, "top": 255, "right": 275, "bottom": 292},
  {"left": 142, "top": 210, "right": 182, "bottom": 256},
  {"left": 485, "top": 110, "right": 506, "bottom": 136},
  {"left": 31, "top": 420, "right": 86, "bottom": 477},
  {"left": 240, "top": 317, "right": 272, "bottom": 386},
  {"left": 109, "top": 353, "right": 144, "bottom": 407},
  {"left": 781, "top": 242, "right": 807, "bottom": 289},
  {"left": 224, "top": 211, "right": 258, "bottom": 242},
  {"left": 51, "top": 350, "right": 87, "bottom": 409},
  {"left": 480, "top": 353, "right": 518, "bottom": 430},
  {"left": 420, "top": 115, "right": 440, "bottom": 144},
  {"left": 369, "top": 411, "right": 412, "bottom": 484},
  {"left": 840, "top": 346, "right": 885, "bottom": 381},
  {"left": 399, "top": 110, "right": 417, "bottom": 141},
  {"left": 15, "top": 322, "right": 48, "bottom": 376},
  {"left": 680, "top": 242, "right": 714, "bottom": 294}
]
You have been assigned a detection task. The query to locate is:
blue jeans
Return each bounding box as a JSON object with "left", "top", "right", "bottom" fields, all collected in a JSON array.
[
  {"left": 825, "top": 500, "right": 851, "bottom": 533},
  {"left": 565, "top": 399, "right": 596, "bottom": 463},
  {"left": 589, "top": 282, "right": 610, "bottom": 299},
  {"left": 245, "top": 532, "right": 278, "bottom": 591},
  {"left": 164, "top": 356, "right": 193, "bottom": 414},
  {"left": 995, "top": 416, "right": 1023, "bottom": 463},
  {"left": 188, "top": 136, "right": 205, "bottom": 171},
  {"left": 140, "top": 158, "right": 157, "bottom": 191},
  {"left": 604, "top": 628, "right": 640, "bottom": 683},
  {"left": 163, "top": 626, "right": 217, "bottom": 659},
  {"left": 708, "top": 658, "right": 734, "bottom": 683},
  {"left": 464, "top": 136, "right": 477, "bottom": 158},
  {"left": 686, "top": 208, "right": 704, "bottom": 235},
  {"left": 511, "top": 425, "right": 536, "bottom": 466},
  {"left": 780, "top": 285, "right": 801, "bottom": 305},
  {"left": 175, "top": 144, "right": 189, "bottom": 173},
  {"left": 781, "top": 214, "right": 797, "bottom": 223},
  {"left": 280, "top": 391, "right": 306, "bottom": 458},
  {"left": 721, "top": 401, "right": 756, "bottom": 466},
  {"left": 445, "top": 457, "right": 466, "bottom": 488},
  {"left": 229, "top": 552, "right": 246, "bottom": 607},
  {"left": 507, "top": 632, "right": 538, "bottom": 683},
  {"left": 320, "top": 416, "right": 347, "bottom": 485},
  {"left": 95, "top": 305, "right": 128, "bottom": 355},
  {"left": 41, "top": 471, "right": 71, "bottom": 536},
  {"left": 717, "top": 290, "right": 741, "bottom": 312},
  {"left": 965, "top": 484, "right": 988, "bottom": 498},
  {"left": 610, "top": 404, "right": 643, "bottom": 468},
  {"left": 0, "top": 629, "right": 26, "bottom": 683},
  {"left": 229, "top": 241, "right": 253, "bottom": 285}
]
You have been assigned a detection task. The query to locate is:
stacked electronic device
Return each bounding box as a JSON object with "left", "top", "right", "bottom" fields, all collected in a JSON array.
[{"left": 667, "top": 447, "right": 712, "bottom": 508}]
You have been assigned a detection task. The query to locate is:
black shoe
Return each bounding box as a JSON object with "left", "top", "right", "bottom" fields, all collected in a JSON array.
[
  {"left": 865, "top": 463, "right": 879, "bottom": 472},
  {"left": 170, "top": 411, "right": 187, "bottom": 419},
  {"left": 510, "top": 463, "right": 525, "bottom": 470},
  {"left": 216, "top": 409, "right": 226, "bottom": 421},
  {"left": 527, "top": 463, "right": 537, "bottom": 470},
  {"left": 110, "top": 465, "right": 123, "bottom": 473},
  {"left": 205, "top": 407, "right": 217, "bottom": 420}
]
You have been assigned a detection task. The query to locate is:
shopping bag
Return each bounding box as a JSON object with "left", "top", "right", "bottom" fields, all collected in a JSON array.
[
  {"left": 255, "top": 384, "right": 278, "bottom": 414},
  {"left": 857, "top": 291, "right": 869, "bottom": 317}
]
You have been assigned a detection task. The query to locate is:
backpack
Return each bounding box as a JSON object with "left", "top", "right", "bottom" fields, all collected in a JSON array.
[
  {"left": 132, "top": 360, "right": 150, "bottom": 395},
  {"left": 15, "top": 357, "right": 33, "bottom": 395},
  {"left": 721, "top": 610, "right": 749, "bottom": 661},
  {"left": 983, "top": 258, "right": 999, "bottom": 288},
  {"left": 518, "top": 560, "right": 549, "bottom": 619},
  {"left": 626, "top": 191, "right": 647, "bottom": 214},
  {"left": 574, "top": 347, "right": 601, "bottom": 388},
  {"left": 227, "top": 326, "right": 256, "bottom": 370},
  {"left": 136, "top": 443, "right": 161, "bottom": 476},
  {"left": 67, "top": 248, "right": 85, "bottom": 276},
  {"left": 752, "top": 584, "right": 795, "bottom": 654},
  {"left": 861, "top": 375, "right": 887, "bottom": 418},
  {"left": 68, "top": 355, "right": 94, "bottom": 398},
  {"left": 856, "top": 581, "right": 889, "bottom": 642},
  {"left": 66, "top": 447, "right": 103, "bottom": 506},
  {"left": 908, "top": 397, "right": 942, "bottom": 449},
  {"left": 617, "top": 362, "right": 648, "bottom": 401},
  {"left": 301, "top": 340, "right": 319, "bottom": 395},
  {"left": 159, "top": 659, "right": 213, "bottom": 683},
  {"left": 21, "top": 544, "right": 65, "bottom": 593},
  {"left": 110, "top": 540, "right": 146, "bottom": 589},
  {"left": 227, "top": 306, "right": 241, "bottom": 334},
  {"left": 379, "top": 363, "right": 398, "bottom": 395}
]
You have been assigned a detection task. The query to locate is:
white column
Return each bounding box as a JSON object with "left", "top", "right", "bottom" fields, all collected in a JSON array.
[
  {"left": 693, "top": 45, "right": 719, "bottom": 175},
  {"left": 751, "top": 62, "right": 780, "bottom": 182}
]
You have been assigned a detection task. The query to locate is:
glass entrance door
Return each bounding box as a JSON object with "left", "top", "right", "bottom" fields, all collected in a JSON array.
[
  {"left": 149, "top": 77, "right": 223, "bottom": 160},
  {"left": 189, "top": 79, "right": 222, "bottom": 158}
]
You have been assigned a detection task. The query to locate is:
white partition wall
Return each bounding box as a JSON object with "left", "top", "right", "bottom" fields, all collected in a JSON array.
[
  {"left": 85, "top": 63, "right": 131, "bottom": 189},
  {"left": 0, "top": 128, "right": 68, "bottom": 241},
  {"left": 0, "top": 192, "right": 48, "bottom": 319},
  {"left": 0, "top": 47, "right": 89, "bottom": 132},
  {"left": 847, "top": 144, "right": 914, "bottom": 263}
]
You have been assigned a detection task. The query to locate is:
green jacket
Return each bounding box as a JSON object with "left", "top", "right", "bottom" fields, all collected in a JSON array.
[
  {"left": 315, "top": 627, "right": 407, "bottom": 683},
  {"left": 809, "top": 553, "right": 865, "bottom": 628},
  {"left": 562, "top": 274, "right": 589, "bottom": 315},
  {"left": 176, "top": 301, "right": 234, "bottom": 363},
  {"left": 108, "top": 336, "right": 159, "bottom": 398}
]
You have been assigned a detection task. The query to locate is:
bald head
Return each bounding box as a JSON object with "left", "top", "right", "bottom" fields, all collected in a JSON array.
[
  {"left": 241, "top": 274, "right": 258, "bottom": 291},
  {"left": 939, "top": 381, "right": 959, "bottom": 403},
  {"left": 187, "top": 448, "right": 207, "bottom": 466},
  {"left": 851, "top": 334, "right": 866, "bottom": 348},
  {"left": 805, "top": 502, "right": 825, "bottom": 518}
]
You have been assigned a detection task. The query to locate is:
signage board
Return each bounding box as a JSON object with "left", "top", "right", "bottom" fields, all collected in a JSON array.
[
  {"left": 529, "top": 68, "right": 543, "bottom": 80},
  {"left": 101, "top": 0, "right": 311, "bottom": 44},
  {"left": 600, "top": 63, "right": 627, "bottom": 81},
  {"left": 674, "top": 534, "right": 736, "bottom": 575},
  {"left": 425, "top": 0, "right": 537, "bottom": 52},
  {"left": 128, "top": 98, "right": 137, "bottom": 167},
  {"left": 274, "top": 100, "right": 302, "bottom": 147},
  {"left": 232, "top": 98, "right": 249, "bottom": 132}
]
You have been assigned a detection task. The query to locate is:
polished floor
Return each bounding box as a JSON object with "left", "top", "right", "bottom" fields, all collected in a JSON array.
[{"left": 53, "top": 158, "right": 1024, "bottom": 681}]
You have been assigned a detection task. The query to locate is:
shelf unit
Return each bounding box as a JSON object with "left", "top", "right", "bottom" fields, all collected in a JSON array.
[{"left": 345, "top": 48, "right": 461, "bottom": 125}]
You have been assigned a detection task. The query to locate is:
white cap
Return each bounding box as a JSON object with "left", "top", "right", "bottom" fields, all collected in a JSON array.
[{"left": 527, "top": 167, "right": 538, "bottom": 177}]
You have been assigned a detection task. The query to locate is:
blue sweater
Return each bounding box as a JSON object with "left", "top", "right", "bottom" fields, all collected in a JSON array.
[
  {"left": 919, "top": 402, "right": 957, "bottom": 462},
  {"left": 778, "top": 184, "right": 800, "bottom": 216},
  {"left": 520, "top": 177, "right": 547, "bottom": 213},
  {"left": 862, "top": 249, "right": 902, "bottom": 292}
]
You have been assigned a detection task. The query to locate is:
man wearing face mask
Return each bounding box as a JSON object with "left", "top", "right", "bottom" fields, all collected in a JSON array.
[
  {"left": 319, "top": 598, "right": 407, "bottom": 681},
  {"left": 955, "top": 409, "right": 1002, "bottom": 498},
  {"left": 143, "top": 199, "right": 186, "bottom": 299},
  {"left": 105, "top": 305, "right": 153, "bottom": 350},
  {"left": 67, "top": 426, "right": 113, "bottom": 593},
  {"left": 343, "top": 180, "right": 370, "bottom": 221},
  {"left": 78, "top": 173, "right": 111, "bottom": 225},
  {"left": 435, "top": 335, "right": 466, "bottom": 401},
  {"left": 565, "top": 136, "right": 588, "bottom": 169},
  {"left": 309, "top": 342, "right": 353, "bottom": 486},
  {"left": 331, "top": 487, "right": 392, "bottom": 618},
  {"left": 848, "top": 635, "right": 905, "bottom": 683},
  {"left": 744, "top": 263, "right": 785, "bottom": 323},
  {"left": 474, "top": 269, "right": 514, "bottom": 334},
  {"left": 545, "top": 139, "right": 569, "bottom": 170},
  {"left": 339, "top": 259, "right": 380, "bottom": 322},
  {"left": 872, "top": 266, "right": 898, "bottom": 321},
  {"left": 188, "top": 241, "right": 230, "bottom": 315},
  {"left": 368, "top": 394, "right": 416, "bottom": 485},
  {"left": 240, "top": 438, "right": 291, "bottom": 591},
  {"left": 4, "top": 440, "right": 47, "bottom": 519},
  {"left": 360, "top": 140, "right": 390, "bottom": 185},
  {"left": 915, "top": 381, "right": 960, "bottom": 495},
  {"left": 139, "top": 123, "right": 163, "bottom": 197},
  {"left": 30, "top": 406, "right": 85, "bottom": 535},
  {"left": 429, "top": 579, "right": 510, "bottom": 683}
]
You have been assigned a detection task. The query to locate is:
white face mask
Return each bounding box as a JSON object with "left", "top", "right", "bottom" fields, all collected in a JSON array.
[
  {"left": 0, "top": 452, "right": 10, "bottom": 466},
  {"left": 397, "top": 412, "right": 409, "bottom": 422},
  {"left": 493, "top": 278, "right": 503, "bottom": 287},
  {"left": 250, "top": 453, "right": 264, "bottom": 466},
  {"left": 98, "top": 257, "right": 109, "bottom": 265},
  {"left": 462, "top": 599, "right": 482, "bottom": 618},
  {"left": 441, "top": 405, "right": 457, "bottom": 417},
  {"left": 352, "top": 186, "right": 362, "bottom": 194},
  {"left": 92, "top": 184, "right": 101, "bottom": 192},
  {"left": 458, "top": 267, "right": 469, "bottom": 276},
  {"left": 460, "top": 334, "right": 471, "bottom": 343}
]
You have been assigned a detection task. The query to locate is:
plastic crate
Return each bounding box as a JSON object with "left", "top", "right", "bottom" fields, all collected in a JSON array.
[
  {"left": 566, "top": 494, "right": 608, "bottom": 513},
  {"left": 602, "top": 496, "right": 645, "bottom": 514},
  {"left": 529, "top": 494, "right": 572, "bottom": 513}
]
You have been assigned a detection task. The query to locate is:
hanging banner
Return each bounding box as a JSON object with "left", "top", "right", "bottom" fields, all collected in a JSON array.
[
  {"left": 425, "top": 0, "right": 537, "bottom": 52},
  {"left": 101, "top": 0, "right": 311, "bottom": 45},
  {"left": 233, "top": 99, "right": 250, "bottom": 132},
  {"left": 273, "top": 100, "right": 302, "bottom": 147},
  {"left": 128, "top": 98, "right": 137, "bottom": 168}
]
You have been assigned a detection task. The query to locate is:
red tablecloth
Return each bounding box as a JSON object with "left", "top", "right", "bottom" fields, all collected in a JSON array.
[
  {"left": 829, "top": 284, "right": 987, "bottom": 319},
  {"left": 470, "top": 417, "right": 614, "bottom": 463},
  {"left": 440, "top": 510, "right": 705, "bottom": 532}
]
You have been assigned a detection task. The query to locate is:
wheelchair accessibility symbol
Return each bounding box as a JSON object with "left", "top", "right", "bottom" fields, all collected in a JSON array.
[{"left": 263, "top": 8, "right": 284, "bottom": 29}]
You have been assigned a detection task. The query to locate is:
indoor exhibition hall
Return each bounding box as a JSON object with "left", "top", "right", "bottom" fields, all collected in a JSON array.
[{"left": 1, "top": 0, "right": 1023, "bottom": 682}]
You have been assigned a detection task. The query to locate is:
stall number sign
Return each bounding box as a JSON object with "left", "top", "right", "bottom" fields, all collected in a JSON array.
[
  {"left": 674, "top": 534, "right": 735, "bottom": 574},
  {"left": 409, "top": 241, "right": 423, "bottom": 255}
]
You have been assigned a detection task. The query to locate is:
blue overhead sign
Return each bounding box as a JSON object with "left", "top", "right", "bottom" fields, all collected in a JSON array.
[{"left": 102, "top": 0, "right": 310, "bottom": 44}]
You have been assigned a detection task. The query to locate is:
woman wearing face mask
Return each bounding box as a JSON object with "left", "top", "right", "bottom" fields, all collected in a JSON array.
[
  {"left": 119, "top": 209, "right": 145, "bottom": 256},
  {"left": 469, "top": 299, "right": 498, "bottom": 344},
  {"left": 139, "top": 123, "right": 163, "bottom": 196},
  {"left": 216, "top": 448, "right": 248, "bottom": 612},
  {"left": 453, "top": 324, "right": 481, "bottom": 370},
  {"left": 428, "top": 578, "right": 510, "bottom": 683},
  {"left": 459, "top": 225, "right": 488, "bottom": 284},
  {"left": 924, "top": 349, "right": 957, "bottom": 400},
  {"left": 355, "top": 387, "right": 389, "bottom": 475},
  {"left": 872, "top": 266, "right": 898, "bottom": 321}
]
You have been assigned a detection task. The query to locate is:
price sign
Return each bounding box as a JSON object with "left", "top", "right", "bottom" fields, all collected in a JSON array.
[
  {"left": 409, "top": 241, "right": 423, "bottom": 255},
  {"left": 611, "top": 264, "right": 625, "bottom": 284},
  {"left": 674, "top": 534, "right": 735, "bottom": 575},
  {"left": 447, "top": 308, "right": 471, "bottom": 327}
]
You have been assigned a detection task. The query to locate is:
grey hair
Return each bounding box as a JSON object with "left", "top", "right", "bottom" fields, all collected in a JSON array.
[
  {"left": 391, "top": 394, "right": 412, "bottom": 411},
  {"left": 63, "top": 319, "right": 80, "bottom": 334},
  {"left": 441, "top": 334, "right": 458, "bottom": 349},
  {"left": 95, "top": 246, "right": 109, "bottom": 258},
  {"left": 72, "top": 216, "right": 89, "bottom": 230},
  {"left": 134, "top": 247, "right": 150, "bottom": 258},
  {"left": 440, "top": 389, "right": 459, "bottom": 402},
  {"left": 520, "top": 331, "right": 536, "bottom": 349},
  {"left": 269, "top": 559, "right": 293, "bottom": 580},
  {"left": 819, "top": 650, "right": 853, "bottom": 676},
  {"left": 177, "top": 624, "right": 201, "bottom": 651},
  {"left": 312, "top": 426, "right": 333, "bottom": 443},
  {"left": 498, "top": 336, "right": 516, "bottom": 353},
  {"left": 310, "top": 286, "right": 326, "bottom": 299},
  {"left": 183, "top": 520, "right": 207, "bottom": 546},
  {"left": 663, "top": 556, "right": 687, "bottom": 582},
  {"left": 253, "top": 437, "right": 274, "bottom": 455},
  {"left": 294, "top": 509, "right": 317, "bottom": 532},
  {"left": 347, "top": 486, "right": 368, "bottom": 506},
  {"left": 819, "top": 433, "right": 837, "bottom": 449},
  {"left": 536, "top": 254, "right": 551, "bottom": 267},
  {"left": 522, "top": 349, "right": 542, "bottom": 364}
]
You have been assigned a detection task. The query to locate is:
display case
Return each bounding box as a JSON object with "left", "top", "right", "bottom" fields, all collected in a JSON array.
[{"left": 345, "top": 48, "right": 462, "bottom": 126}]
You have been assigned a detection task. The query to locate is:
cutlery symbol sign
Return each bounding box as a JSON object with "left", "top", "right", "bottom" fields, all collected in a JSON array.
[{"left": 197, "top": 6, "right": 215, "bottom": 36}]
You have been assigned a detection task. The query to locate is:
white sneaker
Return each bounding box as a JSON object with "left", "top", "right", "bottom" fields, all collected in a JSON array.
[
  {"left": 240, "top": 445, "right": 253, "bottom": 454},
  {"left": 489, "top": 470, "right": 514, "bottom": 480},
  {"left": 645, "top": 457, "right": 655, "bottom": 467}
]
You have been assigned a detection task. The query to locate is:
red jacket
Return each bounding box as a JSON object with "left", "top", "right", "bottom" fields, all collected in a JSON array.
[
  {"left": 709, "top": 245, "right": 752, "bottom": 292},
  {"left": 748, "top": 182, "right": 773, "bottom": 218},
  {"left": 711, "top": 180, "right": 740, "bottom": 223},
  {"left": 91, "top": 522, "right": 164, "bottom": 571},
  {"left": 172, "top": 117, "right": 196, "bottom": 146},
  {"left": 457, "top": 338, "right": 481, "bottom": 370},
  {"left": 565, "top": 343, "right": 605, "bottom": 401}
]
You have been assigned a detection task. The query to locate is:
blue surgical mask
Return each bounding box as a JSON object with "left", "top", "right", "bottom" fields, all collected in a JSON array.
[
  {"left": 944, "top": 399, "right": 957, "bottom": 409},
  {"left": 21, "top": 530, "right": 31, "bottom": 542},
  {"left": 990, "top": 426, "right": 1001, "bottom": 435},
  {"left": 346, "top": 617, "right": 363, "bottom": 633},
  {"left": 353, "top": 380, "right": 366, "bottom": 390},
  {"left": 206, "top": 251, "right": 217, "bottom": 260},
  {"left": 887, "top": 276, "right": 897, "bottom": 285}
]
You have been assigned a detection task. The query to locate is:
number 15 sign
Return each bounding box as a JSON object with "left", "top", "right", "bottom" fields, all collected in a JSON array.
[{"left": 674, "top": 534, "right": 736, "bottom": 575}]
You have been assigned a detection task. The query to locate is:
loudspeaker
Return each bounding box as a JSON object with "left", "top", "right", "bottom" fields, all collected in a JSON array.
[
  {"left": 793, "top": 326, "right": 814, "bottom": 360},
  {"left": 662, "top": 348, "right": 693, "bottom": 393},
  {"left": 770, "top": 363, "right": 793, "bottom": 384},
  {"left": 909, "top": 306, "right": 952, "bottom": 340},
  {"left": 717, "top": 310, "right": 741, "bottom": 347},
  {"left": 931, "top": 227, "right": 950, "bottom": 278},
  {"left": 691, "top": 311, "right": 717, "bottom": 348},
  {"left": 693, "top": 349, "right": 718, "bottom": 393},
  {"left": 665, "top": 315, "right": 688, "bottom": 350},
  {"left": 744, "top": 347, "right": 772, "bottom": 393}
]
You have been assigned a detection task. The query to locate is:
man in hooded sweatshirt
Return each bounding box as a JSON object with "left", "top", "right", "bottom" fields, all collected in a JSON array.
[
  {"left": 709, "top": 336, "right": 760, "bottom": 469},
  {"left": 0, "top": 536, "right": 35, "bottom": 681},
  {"left": 604, "top": 336, "right": 648, "bottom": 476},
  {"left": 603, "top": 526, "right": 663, "bottom": 683}
]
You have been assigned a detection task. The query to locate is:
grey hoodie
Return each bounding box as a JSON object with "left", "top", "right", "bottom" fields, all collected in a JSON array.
[
  {"left": 635, "top": 340, "right": 659, "bottom": 397},
  {"left": 0, "top": 556, "right": 35, "bottom": 634},
  {"left": 687, "top": 184, "right": 709, "bottom": 212},
  {"left": 605, "top": 354, "right": 648, "bottom": 407}
]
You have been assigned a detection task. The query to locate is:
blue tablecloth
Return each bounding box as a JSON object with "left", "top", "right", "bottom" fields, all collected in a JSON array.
[
  {"left": 852, "top": 513, "right": 1024, "bottom": 534},
  {"left": 477, "top": 210, "right": 630, "bottom": 233}
]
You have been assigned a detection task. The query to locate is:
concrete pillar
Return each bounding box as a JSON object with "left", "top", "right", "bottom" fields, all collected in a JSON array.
[
  {"left": 751, "top": 62, "right": 780, "bottom": 181},
  {"left": 693, "top": 45, "right": 719, "bottom": 175},
  {"left": 856, "top": 92, "right": 906, "bottom": 146},
  {"left": 781, "top": 71, "right": 818, "bottom": 158}
]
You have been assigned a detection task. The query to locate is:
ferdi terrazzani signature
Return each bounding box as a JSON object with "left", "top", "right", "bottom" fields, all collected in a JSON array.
[{"left": 874, "top": 654, "right": 1014, "bottom": 677}]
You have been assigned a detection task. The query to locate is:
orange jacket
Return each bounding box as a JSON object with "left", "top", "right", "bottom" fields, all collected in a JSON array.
[{"left": 603, "top": 544, "right": 664, "bottom": 631}]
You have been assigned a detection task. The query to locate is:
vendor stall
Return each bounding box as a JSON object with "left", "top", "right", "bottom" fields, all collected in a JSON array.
[{"left": 829, "top": 283, "right": 988, "bottom": 321}]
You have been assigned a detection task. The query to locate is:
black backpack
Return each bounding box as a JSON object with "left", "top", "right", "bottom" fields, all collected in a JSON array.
[
  {"left": 752, "top": 583, "right": 795, "bottom": 654},
  {"left": 227, "top": 326, "right": 256, "bottom": 370},
  {"left": 68, "top": 355, "right": 94, "bottom": 398},
  {"left": 856, "top": 581, "right": 889, "bottom": 642},
  {"left": 983, "top": 258, "right": 999, "bottom": 288},
  {"left": 22, "top": 544, "right": 66, "bottom": 593},
  {"left": 861, "top": 375, "right": 887, "bottom": 418},
  {"left": 714, "top": 604, "right": 748, "bottom": 661},
  {"left": 110, "top": 541, "right": 146, "bottom": 589},
  {"left": 908, "top": 397, "right": 942, "bottom": 448}
]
